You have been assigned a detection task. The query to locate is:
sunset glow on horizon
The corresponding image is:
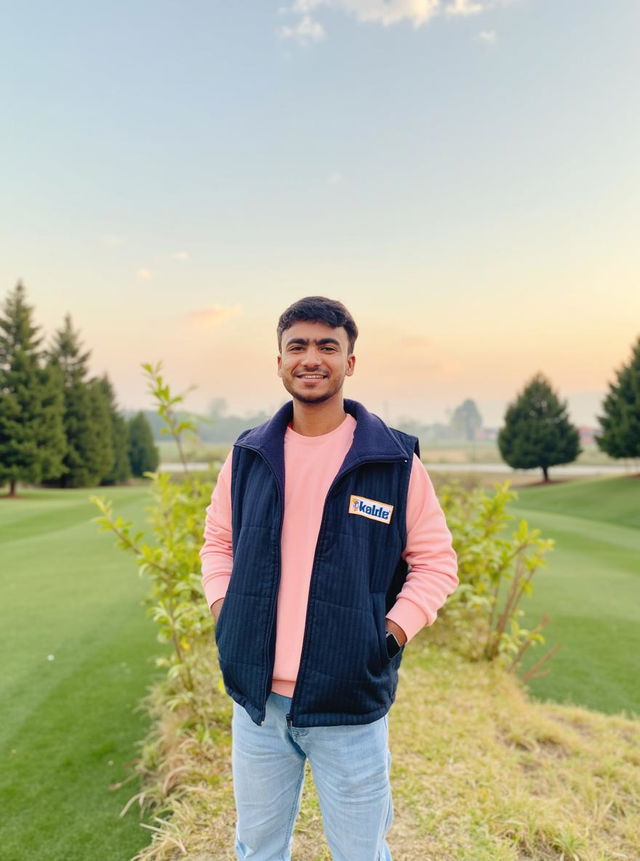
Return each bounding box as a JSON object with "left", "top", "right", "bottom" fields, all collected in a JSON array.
[{"left": 2, "top": 1, "right": 638, "bottom": 428}]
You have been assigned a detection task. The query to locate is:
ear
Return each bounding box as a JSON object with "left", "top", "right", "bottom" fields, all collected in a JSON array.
[
  {"left": 346, "top": 354, "right": 356, "bottom": 377},
  {"left": 277, "top": 354, "right": 283, "bottom": 378}
]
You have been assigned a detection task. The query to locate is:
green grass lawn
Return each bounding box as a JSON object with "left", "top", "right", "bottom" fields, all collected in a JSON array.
[
  {"left": 2, "top": 475, "right": 637, "bottom": 858},
  {"left": 0, "top": 486, "right": 164, "bottom": 861},
  {"left": 511, "top": 476, "right": 640, "bottom": 717}
]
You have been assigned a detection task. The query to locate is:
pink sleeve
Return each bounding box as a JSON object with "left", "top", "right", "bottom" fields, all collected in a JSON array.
[
  {"left": 199, "top": 451, "right": 234, "bottom": 610},
  {"left": 385, "top": 454, "right": 458, "bottom": 642}
]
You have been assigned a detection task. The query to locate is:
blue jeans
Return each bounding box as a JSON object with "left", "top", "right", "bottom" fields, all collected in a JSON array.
[{"left": 232, "top": 693, "right": 393, "bottom": 860}]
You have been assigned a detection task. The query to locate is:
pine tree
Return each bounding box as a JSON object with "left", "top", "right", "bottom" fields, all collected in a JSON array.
[
  {"left": 596, "top": 337, "right": 640, "bottom": 465},
  {"left": 98, "top": 375, "right": 131, "bottom": 485},
  {"left": 0, "top": 282, "right": 66, "bottom": 496},
  {"left": 128, "top": 411, "right": 159, "bottom": 477},
  {"left": 88, "top": 377, "right": 115, "bottom": 481},
  {"left": 46, "top": 315, "right": 113, "bottom": 487},
  {"left": 498, "top": 373, "right": 581, "bottom": 482}
]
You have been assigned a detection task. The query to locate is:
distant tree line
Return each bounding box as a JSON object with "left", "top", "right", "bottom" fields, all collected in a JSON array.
[
  {"left": 127, "top": 342, "right": 640, "bottom": 487},
  {"left": 137, "top": 397, "right": 272, "bottom": 447},
  {"left": 396, "top": 347, "right": 640, "bottom": 483},
  {"left": 396, "top": 398, "right": 485, "bottom": 445},
  {"left": 3, "top": 281, "right": 638, "bottom": 492},
  {"left": 0, "top": 282, "right": 158, "bottom": 496}
]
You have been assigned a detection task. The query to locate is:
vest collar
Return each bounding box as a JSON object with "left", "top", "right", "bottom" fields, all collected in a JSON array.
[{"left": 236, "top": 399, "right": 409, "bottom": 489}]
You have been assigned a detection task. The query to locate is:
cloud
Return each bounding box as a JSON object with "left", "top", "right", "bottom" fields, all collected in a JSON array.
[
  {"left": 477, "top": 28, "right": 497, "bottom": 42},
  {"left": 445, "top": 0, "right": 485, "bottom": 15},
  {"left": 278, "top": 13, "right": 325, "bottom": 43},
  {"left": 446, "top": 0, "right": 513, "bottom": 15},
  {"left": 279, "top": 0, "right": 439, "bottom": 40},
  {"left": 279, "top": 0, "right": 514, "bottom": 38},
  {"left": 187, "top": 304, "right": 242, "bottom": 328},
  {"left": 172, "top": 251, "right": 190, "bottom": 261},
  {"left": 136, "top": 268, "right": 152, "bottom": 280}
]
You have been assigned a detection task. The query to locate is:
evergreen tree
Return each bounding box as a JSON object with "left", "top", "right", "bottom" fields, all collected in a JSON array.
[
  {"left": 498, "top": 373, "right": 581, "bottom": 482},
  {"left": 88, "top": 377, "right": 115, "bottom": 481},
  {"left": 46, "top": 314, "right": 113, "bottom": 487},
  {"left": 128, "top": 411, "right": 159, "bottom": 476},
  {"left": 0, "top": 282, "right": 66, "bottom": 496},
  {"left": 98, "top": 375, "right": 131, "bottom": 485},
  {"left": 596, "top": 337, "right": 640, "bottom": 463}
]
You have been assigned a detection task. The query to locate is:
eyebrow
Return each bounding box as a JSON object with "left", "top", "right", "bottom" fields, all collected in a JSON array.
[{"left": 285, "top": 337, "right": 342, "bottom": 347}]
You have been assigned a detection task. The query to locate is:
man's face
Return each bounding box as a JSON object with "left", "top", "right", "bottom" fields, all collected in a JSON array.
[{"left": 277, "top": 321, "right": 355, "bottom": 405}]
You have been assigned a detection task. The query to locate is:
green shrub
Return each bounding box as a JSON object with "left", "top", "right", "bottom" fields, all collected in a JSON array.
[
  {"left": 438, "top": 481, "right": 555, "bottom": 674},
  {"left": 92, "top": 365, "right": 218, "bottom": 728}
]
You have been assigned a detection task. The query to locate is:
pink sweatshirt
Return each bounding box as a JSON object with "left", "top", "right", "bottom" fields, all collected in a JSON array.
[{"left": 200, "top": 415, "right": 458, "bottom": 697}]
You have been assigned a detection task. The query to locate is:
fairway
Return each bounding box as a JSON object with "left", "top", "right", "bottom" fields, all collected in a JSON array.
[
  {"left": 0, "top": 486, "right": 164, "bottom": 861},
  {"left": 511, "top": 476, "right": 640, "bottom": 716}
]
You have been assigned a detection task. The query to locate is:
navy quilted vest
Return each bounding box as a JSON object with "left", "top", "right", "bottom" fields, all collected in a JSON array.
[{"left": 214, "top": 398, "right": 418, "bottom": 727}]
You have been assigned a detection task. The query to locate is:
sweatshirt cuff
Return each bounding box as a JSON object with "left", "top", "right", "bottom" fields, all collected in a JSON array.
[
  {"left": 386, "top": 597, "right": 429, "bottom": 644},
  {"left": 203, "top": 575, "right": 231, "bottom": 611}
]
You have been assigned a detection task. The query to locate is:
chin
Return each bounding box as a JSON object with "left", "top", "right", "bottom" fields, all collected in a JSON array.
[{"left": 292, "top": 391, "right": 335, "bottom": 405}]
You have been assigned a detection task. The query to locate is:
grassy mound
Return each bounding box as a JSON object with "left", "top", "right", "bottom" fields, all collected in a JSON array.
[{"left": 129, "top": 637, "right": 640, "bottom": 861}]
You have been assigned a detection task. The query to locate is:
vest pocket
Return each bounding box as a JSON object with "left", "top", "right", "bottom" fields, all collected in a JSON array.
[
  {"left": 215, "top": 591, "right": 271, "bottom": 669},
  {"left": 371, "top": 591, "right": 392, "bottom": 666},
  {"left": 296, "top": 595, "right": 397, "bottom": 717},
  {"left": 303, "top": 598, "right": 382, "bottom": 681}
]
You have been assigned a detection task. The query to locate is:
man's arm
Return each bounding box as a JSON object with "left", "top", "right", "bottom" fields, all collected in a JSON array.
[
  {"left": 200, "top": 452, "right": 234, "bottom": 619},
  {"left": 385, "top": 454, "right": 458, "bottom": 644}
]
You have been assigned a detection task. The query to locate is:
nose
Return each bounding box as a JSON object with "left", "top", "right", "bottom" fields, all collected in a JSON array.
[{"left": 302, "top": 347, "right": 322, "bottom": 367}]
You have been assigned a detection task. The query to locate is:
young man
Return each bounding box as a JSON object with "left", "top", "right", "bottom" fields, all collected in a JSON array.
[{"left": 200, "top": 297, "right": 458, "bottom": 861}]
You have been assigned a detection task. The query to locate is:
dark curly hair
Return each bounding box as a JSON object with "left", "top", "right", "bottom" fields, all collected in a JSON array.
[{"left": 277, "top": 296, "right": 358, "bottom": 354}]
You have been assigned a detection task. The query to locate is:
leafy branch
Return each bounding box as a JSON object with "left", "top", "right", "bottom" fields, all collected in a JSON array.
[
  {"left": 141, "top": 362, "right": 197, "bottom": 475},
  {"left": 92, "top": 365, "right": 217, "bottom": 707}
]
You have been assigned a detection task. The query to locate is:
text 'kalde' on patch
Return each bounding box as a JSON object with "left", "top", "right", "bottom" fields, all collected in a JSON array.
[{"left": 348, "top": 494, "right": 394, "bottom": 524}]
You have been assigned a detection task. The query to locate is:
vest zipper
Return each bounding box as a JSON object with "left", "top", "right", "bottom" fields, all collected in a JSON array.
[{"left": 286, "top": 453, "right": 408, "bottom": 727}]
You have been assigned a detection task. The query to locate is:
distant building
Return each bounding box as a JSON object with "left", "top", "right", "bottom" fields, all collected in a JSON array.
[
  {"left": 578, "top": 426, "right": 596, "bottom": 445},
  {"left": 476, "top": 427, "right": 498, "bottom": 442}
]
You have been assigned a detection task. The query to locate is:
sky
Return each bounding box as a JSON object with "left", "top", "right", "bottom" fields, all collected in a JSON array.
[{"left": 2, "top": 0, "right": 639, "bottom": 427}]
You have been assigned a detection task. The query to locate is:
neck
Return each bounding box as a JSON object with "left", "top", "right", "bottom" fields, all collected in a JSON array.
[{"left": 290, "top": 395, "right": 347, "bottom": 437}]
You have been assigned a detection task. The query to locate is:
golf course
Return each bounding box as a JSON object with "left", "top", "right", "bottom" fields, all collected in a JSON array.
[
  {"left": 0, "top": 487, "right": 163, "bottom": 861},
  {"left": 511, "top": 475, "right": 640, "bottom": 717},
  {"left": 0, "top": 472, "right": 638, "bottom": 859}
]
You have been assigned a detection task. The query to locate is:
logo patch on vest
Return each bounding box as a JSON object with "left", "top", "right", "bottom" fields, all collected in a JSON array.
[{"left": 349, "top": 495, "right": 394, "bottom": 524}]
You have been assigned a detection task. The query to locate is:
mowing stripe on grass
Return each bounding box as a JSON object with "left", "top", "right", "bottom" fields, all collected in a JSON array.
[
  {"left": 512, "top": 475, "right": 640, "bottom": 530},
  {"left": 0, "top": 487, "right": 164, "bottom": 861},
  {"left": 511, "top": 478, "right": 640, "bottom": 717}
]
